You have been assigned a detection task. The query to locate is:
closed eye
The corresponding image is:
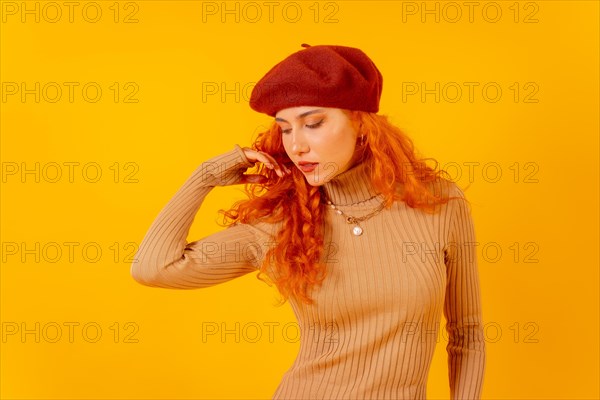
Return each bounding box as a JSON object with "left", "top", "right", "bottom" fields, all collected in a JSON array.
[
  {"left": 280, "top": 119, "right": 323, "bottom": 135},
  {"left": 307, "top": 120, "right": 324, "bottom": 129}
]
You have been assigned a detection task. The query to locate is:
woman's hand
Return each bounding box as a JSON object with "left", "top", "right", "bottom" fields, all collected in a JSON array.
[{"left": 240, "top": 147, "right": 291, "bottom": 184}]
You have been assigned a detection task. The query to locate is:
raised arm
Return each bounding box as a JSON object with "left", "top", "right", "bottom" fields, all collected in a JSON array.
[
  {"left": 130, "top": 145, "right": 273, "bottom": 289},
  {"left": 443, "top": 185, "right": 486, "bottom": 399}
]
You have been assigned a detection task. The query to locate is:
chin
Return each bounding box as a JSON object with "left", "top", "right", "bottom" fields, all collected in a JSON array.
[
  {"left": 303, "top": 177, "right": 326, "bottom": 187},
  {"left": 305, "top": 181, "right": 326, "bottom": 187},
  {"left": 301, "top": 172, "right": 329, "bottom": 187}
]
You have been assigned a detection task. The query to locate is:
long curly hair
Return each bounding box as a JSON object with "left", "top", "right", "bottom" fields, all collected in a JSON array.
[{"left": 219, "top": 110, "right": 467, "bottom": 306}]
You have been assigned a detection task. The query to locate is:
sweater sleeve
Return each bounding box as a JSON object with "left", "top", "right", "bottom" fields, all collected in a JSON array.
[
  {"left": 443, "top": 185, "right": 486, "bottom": 399},
  {"left": 130, "top": 144, "right": 273, "bottom": 289}
]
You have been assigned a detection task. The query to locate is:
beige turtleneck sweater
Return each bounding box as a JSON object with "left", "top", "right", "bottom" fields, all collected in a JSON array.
[{"left": 131, "top": 145, "right": 486, "bottom": 399}]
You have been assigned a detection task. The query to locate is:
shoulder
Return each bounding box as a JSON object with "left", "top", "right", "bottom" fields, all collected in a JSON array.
[
  {"left": 422, "top": 177, "right": 469, "bottom": 203},
  {"left": 425, "top": 177, "right": 463, "bottom": 198},
  {"left": 416, "top": 177, "right": 468, "bottom": 204},
  {"left": 426, "top": 178, "right": 472, "bottom": 220}
]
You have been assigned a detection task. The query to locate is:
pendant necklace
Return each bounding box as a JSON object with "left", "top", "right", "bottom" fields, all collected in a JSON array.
[{"left": 325, "top": 197, "right": 386, "bottom": 236}]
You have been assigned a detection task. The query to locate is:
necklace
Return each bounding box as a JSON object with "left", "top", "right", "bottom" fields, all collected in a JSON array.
[{"left": 324, "top": 197, "right": 386, "bottom": 236}]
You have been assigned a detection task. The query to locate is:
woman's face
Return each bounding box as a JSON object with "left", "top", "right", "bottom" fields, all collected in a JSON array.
[{"left": 275, "top": 106, "right": 362, "bottom": 186}]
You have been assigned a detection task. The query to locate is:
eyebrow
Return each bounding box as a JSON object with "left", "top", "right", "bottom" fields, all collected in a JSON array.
[{"left": 274, "top": 108, "right": 326, "bottom": 123}]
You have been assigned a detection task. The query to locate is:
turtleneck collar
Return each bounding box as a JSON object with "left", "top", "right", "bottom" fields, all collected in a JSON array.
[{"left": 321, "top": 161, "right": 381, "bottom": 206}]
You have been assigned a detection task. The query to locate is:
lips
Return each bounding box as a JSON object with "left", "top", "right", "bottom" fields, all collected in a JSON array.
[{"left": 298, "top": 162, "right": 319, "bottom": 172}]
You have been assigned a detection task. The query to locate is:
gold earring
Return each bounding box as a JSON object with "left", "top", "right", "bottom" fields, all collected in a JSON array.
[{"left": 360, "top": 134, "right": 365, "bottom": 146}]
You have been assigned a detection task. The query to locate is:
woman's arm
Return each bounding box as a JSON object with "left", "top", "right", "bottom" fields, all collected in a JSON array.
[
  {"left": 130, "top": 145, "right": 273, "bottom": 289},
  {"left": 443, "top": 185, "right": 486, "bottom": 399}
]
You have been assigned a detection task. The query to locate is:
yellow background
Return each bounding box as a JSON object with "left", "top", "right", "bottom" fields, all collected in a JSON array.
[{"left": 1, "top": 1, "right": 598, "bottom": 399}]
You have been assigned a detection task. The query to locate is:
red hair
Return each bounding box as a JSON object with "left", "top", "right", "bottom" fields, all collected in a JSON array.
[{"left": 219, "top": 111, "right": 467, "bottom": 306}]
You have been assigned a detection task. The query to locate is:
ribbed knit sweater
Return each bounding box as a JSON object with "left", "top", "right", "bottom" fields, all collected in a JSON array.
[{"left": 131, "top": 145, "right": 486, "bottom": 399}]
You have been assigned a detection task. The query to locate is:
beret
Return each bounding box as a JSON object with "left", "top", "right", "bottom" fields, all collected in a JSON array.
[{"left": 249, "top": 43, "right": 383, "bottom": 117}]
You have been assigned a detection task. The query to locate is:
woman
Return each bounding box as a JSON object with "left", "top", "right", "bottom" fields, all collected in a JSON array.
[{"left": 131, "top": 44, "right": 486, "bottom": 399}]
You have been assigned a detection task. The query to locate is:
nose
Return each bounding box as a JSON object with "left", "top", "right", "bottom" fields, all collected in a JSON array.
[{"left": 290, "top": 130, "right": 309, "bottom": 155}]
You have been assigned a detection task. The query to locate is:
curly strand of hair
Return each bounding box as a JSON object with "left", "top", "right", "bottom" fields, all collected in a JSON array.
[
  {"left": 278, "top": 171, "right": 327, "bottom": 305},
  {"left": 300, "top": 183, "right": 327, "bottom": 282}
]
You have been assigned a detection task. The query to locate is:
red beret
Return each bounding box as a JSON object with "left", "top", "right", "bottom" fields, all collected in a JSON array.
[{"left": 249, "top": 44, "right": 383, "bottom": 117}]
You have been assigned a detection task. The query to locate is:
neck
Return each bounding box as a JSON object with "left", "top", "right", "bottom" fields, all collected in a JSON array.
[{"left": 321, "top": 161, "right": 380, "bottom": 206}]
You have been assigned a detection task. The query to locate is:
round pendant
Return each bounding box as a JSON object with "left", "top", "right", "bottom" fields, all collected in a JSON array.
[{"left": 352, "top": 226, "right": 363, "bottom": 236}]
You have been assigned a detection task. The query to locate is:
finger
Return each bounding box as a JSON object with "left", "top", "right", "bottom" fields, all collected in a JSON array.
[
  {"left": 250, "top": 153, "right": 280, "bottom": 178},
  {"left": 259, "top": 152, "right": 288, "bottom": 177},
  {"left": 242, "top": 149, "right": 289, "bottom": 177},
  {"left": 241, "top": 148, "right": 267, "bottom": 165}
]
